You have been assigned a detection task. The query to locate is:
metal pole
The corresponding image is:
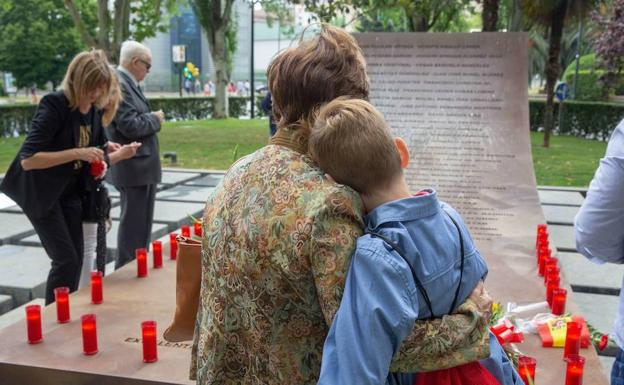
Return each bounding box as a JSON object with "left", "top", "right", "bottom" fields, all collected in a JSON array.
[
  {"left": 179, "top": 63, "right": 183, "bottom": 97},
  {"left": 572, "top": 18, "right": 583, "bottom": 99},
  {"left": 250, "top": 3, "right": 255, "bottom": 119}
]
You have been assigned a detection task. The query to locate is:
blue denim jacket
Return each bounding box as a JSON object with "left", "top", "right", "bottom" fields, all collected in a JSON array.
[{"left": 318, "top": 191, "right": 521, "bottom": 385}]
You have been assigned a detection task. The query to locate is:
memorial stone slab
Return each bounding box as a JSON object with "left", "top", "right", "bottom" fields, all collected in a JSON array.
[
  {"left": 0, "top": 299, "right": 46, "bottom": 331},
  {"left": 155, "top": 185, "right": 215, "bottom": 203},
  {"left": 111, "top": 201, "right": 204, "bottom": 229},
  {"left": 573, "top": 292, "right": 620, "bottom": 337},
  {"left": 0, "top": 193, "right": 14, "bottom": 210},
  {"left": 558, "top": 251, "right": 624, "bottom": 293},
  {"left": 0, "top": 213, "right": 35, "bottom": 246},
  {"left": 0, "top": 245, "right": 48, "bottom": 306},
  {"left": 0, "top": 254, "right": 193, "bottom": 384},
  {"left": 0, "top": 204, "right": 22, "bottom": 214},
  {"left": 542, "top": 205, "right": 580, "bottom": 225},
  {"left": 357, "top": 32, "right": 607, "bottom": 384},
  {"left": 161, "top": 171, "right": 201, "bottom": 186},
  {"left": 548, "top": 224, "right": 577, "bottom": 252},
  {"left": 538, "top": 190, "right": 584, "bottom": 206},
  {"left": 183, "top": 174, "right": 224, "bottom": 187},
  {"left": 20, "top": 221, "right": 169, "bottom": 261},
  {"left": 0, "top": 294, "right": 13, "bottom": 316}
]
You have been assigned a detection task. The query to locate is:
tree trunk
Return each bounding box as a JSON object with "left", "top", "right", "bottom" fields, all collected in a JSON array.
[
  {"left": 482, "top": 0, "right": 499, "bottom": 32},
  {"left": 542, "top": 0, "right": 567, "bottom": 148},
  {"left": 210, "top": 26, "right": 229, "bottom": 119}
]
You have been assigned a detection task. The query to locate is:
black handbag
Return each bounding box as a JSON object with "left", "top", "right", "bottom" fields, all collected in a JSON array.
[{"left": 82, "top": 182, "right": 111, "bottom": 222}]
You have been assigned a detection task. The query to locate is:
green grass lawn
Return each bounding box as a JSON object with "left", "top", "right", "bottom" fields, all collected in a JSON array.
[{"left": 0, "top": 119, "right": 608, "bottom": 187}]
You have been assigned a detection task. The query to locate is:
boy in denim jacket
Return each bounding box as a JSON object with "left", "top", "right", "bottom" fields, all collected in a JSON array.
[{"left": 310, "top": 98, "right": 521, "bottom": 385}]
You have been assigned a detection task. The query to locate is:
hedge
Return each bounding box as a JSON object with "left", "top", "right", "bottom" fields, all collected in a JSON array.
[
  {"left": 0, "top": 96, "right": 266, "bottom": 137},
  {"left": 2, "top": 96, "right": 622, "bottom": 141},
  {"left": 564, "top": 70, "right": 607, "bottom": 101},
  {"left": 529, "top": 99, "right": 624, "bottom": 141}
]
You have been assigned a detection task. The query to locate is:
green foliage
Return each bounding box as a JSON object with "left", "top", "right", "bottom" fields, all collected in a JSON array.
[
  {"left": 564, "top": 69, "right": 608, "bottom": 100},
  {"left": 563, "top": 53, "right": 596, "bottom": 79},
  {"left": 131, "top": 0, "right": 181, "bottom": 42},
  {"left": 0, "top": 96, "right": 266, "bottom": 137},
  {"left": 295, "top": 0, "right": 473, "bottom": 32},
  {"left": 0, "top": 0, "right": 89, "bottom": 88},
  {"left": 529, "top": 99, "right": 623, "bottom": 139}
]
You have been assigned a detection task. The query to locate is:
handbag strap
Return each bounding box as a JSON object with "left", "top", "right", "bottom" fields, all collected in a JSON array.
[{"left": 365, "top": 209, "right": 466, "bottom": 319}]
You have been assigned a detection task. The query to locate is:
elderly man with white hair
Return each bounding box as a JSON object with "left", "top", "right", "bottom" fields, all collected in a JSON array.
[{"left": 106, "top": 40, "right": 166, "bottom": 268}]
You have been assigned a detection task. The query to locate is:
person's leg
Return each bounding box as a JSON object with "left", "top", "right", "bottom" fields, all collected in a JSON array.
[
  {"left": 612, "top": 348, "right": 624, "bottom": 385},
  {"left": 77, "top": 222, "right": 98, "bottom": 289},
  {"left": 28, "top": 200, "right": 83, "bottom": 304},
  {"left": 116, "top": 184, "right": 156, "bottom": 268}
]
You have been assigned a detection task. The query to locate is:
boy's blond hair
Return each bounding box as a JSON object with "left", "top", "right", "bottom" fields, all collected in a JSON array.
[{"left": 309, "top": 98, "right": 402, "bottom": 195}]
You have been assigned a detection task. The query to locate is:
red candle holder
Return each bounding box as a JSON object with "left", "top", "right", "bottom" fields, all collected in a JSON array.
[
  {"left": 181, "top": 225, "right": 191, "bottom": 237},
  {"left": 81, "top": 314, "right": 98, "bottom": 355},
  {"left": 552, "top": 287, "right": 567, "bottom": 315},
  {"left": 54, "top": 287, "right": 70, "bottom": 323},
  {"left": 169, "top": 233, "right": 178, "bottom": 260},
  {"left": 152, "top": 241, "right": 163, "bottom": 269},
  {"left": 194, "top": 222, "right": 202, "bottom": 237},
  {"left": 565, "top": 354, "right": 585, "bottom": 385},
  {"left": 91, "top": 271, "right": 103, "bottom": 304},
  {"left": 141, "top": 321, "right": 158, "bottom": 363},
  {"left": 518, "top": 355, "right": 536, "bottom": 385},
  {"left": 544, "top": 266, "right": 560, "bottom": 284},
  {"left": 538, "top": 253, "right": 553, "bottom": 276},
  {"left": 136, "top": 248, "right": 148, "bottom": 278},
  {"left": 546, "top": 276, "right": 561, "bottom": 306},
  {"left": 564, "top": 321, "right": 582, "bottom": 358},
  {"left": 25, "top": 304, "right": 43, "bottom": 344}
]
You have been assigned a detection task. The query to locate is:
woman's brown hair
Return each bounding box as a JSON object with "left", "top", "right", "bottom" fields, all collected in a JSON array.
[
  {"left": 267, "top": 24, "right": 369, "bottom": 142},
  {"left": 61, "top": 50, "right": 121, "bottom": 126}
]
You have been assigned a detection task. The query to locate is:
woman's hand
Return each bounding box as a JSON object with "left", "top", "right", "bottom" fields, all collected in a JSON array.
[
  {"left": 468, "top": 281, "right": 493, "bottom": 322},
  {"left": 75, "top": 147, "right": 104, "bottom": 163}
]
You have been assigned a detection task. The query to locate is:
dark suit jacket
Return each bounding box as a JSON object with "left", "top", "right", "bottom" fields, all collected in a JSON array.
[
  {"left": 0, "top": 91, "right": 106, "bottom": 218},
  {"left": 106, "top": 69, "right": 162, "bottom": 187}
]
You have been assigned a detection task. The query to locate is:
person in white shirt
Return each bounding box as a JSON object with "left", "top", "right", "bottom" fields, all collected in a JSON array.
[{"left": 574, "top": 118, "right": 624, "bottom": 385}]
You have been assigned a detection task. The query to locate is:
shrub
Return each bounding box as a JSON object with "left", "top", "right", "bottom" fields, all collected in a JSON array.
[
  {"left": 0, "top": 96, "right": 267, "bottom": 137},
  {"left": 562, "top": 54, "right": 597, "bottom": 80},
  {"left": 529, "top": 99, "right": 624, "bottom": 140},
  {"left": 564, "top": 70, "right": 608, "bottom": 101}
]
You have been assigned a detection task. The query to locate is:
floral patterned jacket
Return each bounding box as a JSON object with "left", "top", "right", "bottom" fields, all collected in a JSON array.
[{"left": 190, "top": 132, "right": 490, "bottom": 384}]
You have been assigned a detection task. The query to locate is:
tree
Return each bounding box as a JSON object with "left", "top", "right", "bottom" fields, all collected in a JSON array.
[
  {"left": 482, "top": 0, "right": 500, "bottom": 31},
  {"left": 592, "top": 0, "right": 624, "bottom": 95},
  {"left": 0, "top": 0, "right": 90, "bottom": 89},
  {"left": 63, "top": 0, "right": 180, "bottom": 63},
  {"left": 296, "top": 0, "right": 472, "bottom": 32},
  {"left": 190, "top": 0, "right": 237, "bottom": 118},
  {"left": 520, "top": 0, "right": 602, "bottom": 147}
]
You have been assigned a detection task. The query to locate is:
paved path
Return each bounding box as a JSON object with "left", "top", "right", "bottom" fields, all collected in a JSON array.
[{"left": 0, "top": 173, "right": 620, "bottom": 377}]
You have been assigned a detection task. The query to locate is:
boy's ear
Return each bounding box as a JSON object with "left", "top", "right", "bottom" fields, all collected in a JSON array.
[{"left": 394, "top": 137, "right": 410, "bottom": 168}]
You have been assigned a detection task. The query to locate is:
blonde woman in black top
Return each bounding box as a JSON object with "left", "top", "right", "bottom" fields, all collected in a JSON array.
[{"left": 1, "top": 50, "right": 141, "bottom": 304}]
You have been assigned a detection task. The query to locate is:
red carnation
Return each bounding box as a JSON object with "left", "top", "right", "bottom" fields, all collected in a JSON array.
[
  {"left": 90, "top": 160, "right": 105, "bottom": 178},
  {"left": 599, "top": 335, "right": 609, "bottom": 351}
]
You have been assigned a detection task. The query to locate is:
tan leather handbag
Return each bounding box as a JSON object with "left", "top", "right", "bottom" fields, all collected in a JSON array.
[{"left": 163, "top": 235, "right": 202, "bottom": 342}]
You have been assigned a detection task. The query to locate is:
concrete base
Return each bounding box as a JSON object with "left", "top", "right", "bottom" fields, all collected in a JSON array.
[{"left": 0, "top": 245, "right": 49, "bottom": 306}]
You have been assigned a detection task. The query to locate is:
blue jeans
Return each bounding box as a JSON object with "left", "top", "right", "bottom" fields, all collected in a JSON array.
[{"left": 613, "top": 348, "right": 624, "bottom": 385}]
